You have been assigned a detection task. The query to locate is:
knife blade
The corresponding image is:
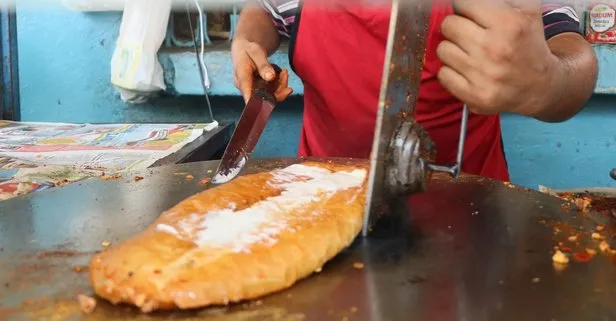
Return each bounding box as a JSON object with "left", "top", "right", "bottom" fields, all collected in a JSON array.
[
  {"left": 362, "top": 0, "right": 432, "bottom": 236},
  {"left": 211, "top": 64, "right": 282, "bottom": 184}
]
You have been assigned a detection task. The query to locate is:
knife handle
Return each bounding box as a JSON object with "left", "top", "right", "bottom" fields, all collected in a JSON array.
[{"left": 253, "top": 63, "right": 282, "bottom": 98}]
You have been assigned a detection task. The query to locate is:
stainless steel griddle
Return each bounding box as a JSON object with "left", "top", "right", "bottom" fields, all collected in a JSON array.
[{"left": 1, "top": 158, "right": 615, "bottom": 321}]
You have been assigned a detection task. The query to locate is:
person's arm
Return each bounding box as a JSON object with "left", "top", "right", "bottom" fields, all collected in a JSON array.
[
  {"left": 534, "top": 5, "right": 598, "bottom": 122},
  {"left": 233, "top": 1, "right": 281, "bottom": 55},
  {"left": 231, "top": 0, "right": 296, "bottom": 102}
]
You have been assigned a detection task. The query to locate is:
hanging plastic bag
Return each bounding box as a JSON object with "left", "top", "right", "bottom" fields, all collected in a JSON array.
[
  {"left": 110, "top": 0, "right": 171, "bottom": 104},
  {"left": 61, "top": 0, "right": 124, "bottom": 12}
]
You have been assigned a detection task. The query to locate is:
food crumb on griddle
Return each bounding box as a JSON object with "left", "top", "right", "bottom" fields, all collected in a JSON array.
[
  {"left": 101, "top": 241, "right": 111, "bottom": 247},
  {"left": 591, "top": 232, "right": 604, "bottom": 240},
  {"left": 552, "top": 250, "right": 569, "bottom": 264},
  {"left": 573, "top": 197, "right": 591, "bottom": 211},
  {"left": 134, "top": 176, "right": 144, "bottom": 182},
  {"left": 100, "top": 173, "right": 122, "bottom": 180},
  {"left": 596, "top": 225, "right": 605, "bottom": 232},
  {"left": 352, "top": 262, "right": 364, "bottom": 269},
  {"left": 72, "top": 265, "right": 88, "bottom": 273},
  {"left": 77, "top": 294, "right": 96, "bottom": 314},
  {"left": 586, "top": 248, "right": 598, "bottom": 256},
  {"left": 199, "top": 177, "right": 211, "bottom": 186},
  {"left": 599, "top": 241, "right": 611, "bottom": 253},
  {"left": 186, "top": 175, "right": 194, "bottom": 180},
  {"left": 567, "top": 235, "right": 578, "bottom": 242}
]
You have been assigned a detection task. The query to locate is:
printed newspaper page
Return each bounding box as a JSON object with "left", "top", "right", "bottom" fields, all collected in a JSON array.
[{"left": 0, "top": 121, "right": 213, "bottom": 201}]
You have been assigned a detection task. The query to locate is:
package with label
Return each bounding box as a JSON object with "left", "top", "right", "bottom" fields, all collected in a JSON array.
[{"left": 586, "top": 2, "right": 616, "bottom": 43}]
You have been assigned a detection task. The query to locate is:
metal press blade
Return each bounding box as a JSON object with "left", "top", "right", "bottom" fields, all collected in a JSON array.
[
  {"left": 211, "top": 66, "right": 282, "bottom": 184},
  {"left": 362, "top": 0, "right": 432, "bottom": 236}
]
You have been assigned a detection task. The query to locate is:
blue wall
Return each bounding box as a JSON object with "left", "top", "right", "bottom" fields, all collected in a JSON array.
[{"left": 15, "top": 5, "right": 616, "bottom": 189}]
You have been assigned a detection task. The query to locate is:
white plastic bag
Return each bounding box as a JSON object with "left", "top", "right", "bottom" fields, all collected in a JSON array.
[
  {"left": 61, "top": 0, "right": 125, "bottom": 12},
  {"left": 110, "top": 0, "right": 172, "bottom": 103}
]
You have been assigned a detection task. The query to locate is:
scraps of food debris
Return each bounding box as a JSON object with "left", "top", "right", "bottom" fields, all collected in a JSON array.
[
  {"left": 591, "top": 232, "right": 605, "bottom": 240},
  {"left": 552, "top": 250, "right": 569, "bottom": 264},
  {"left": 199, "top": 177, "right": 211, "bottom": 186},
  {"left": 99, "top": 173, "right": 122, "bottom": 180},
  {"left": 599, "top": 241, "right": 611, "bottom": 253},
  {"left": 539, "top": 186, "right": 616, "bottom": 218},
  {"left": 541, "top": 218, "right": 615, "bottom": 267},
  {"left": 72, "top": 265, "right": 88, "bottom": 273},
  {"left": 537, "top": 186, "right": 616, "bottom": 265},
  {"left": 76, "top": 294, "right": 96, "bottom": 314}
]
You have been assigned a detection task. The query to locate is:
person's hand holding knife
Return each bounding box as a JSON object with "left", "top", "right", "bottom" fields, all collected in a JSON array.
[{"left": 232, "top": 38, "right": 293, "bottom": 104}]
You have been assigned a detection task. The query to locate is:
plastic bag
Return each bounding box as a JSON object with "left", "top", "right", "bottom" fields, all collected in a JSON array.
[
  {"left": 110, "top": 0, "right": 171, "bottom": 104},
  {"left": 61, "top": 0, "right": 125, "bottom": 12}
]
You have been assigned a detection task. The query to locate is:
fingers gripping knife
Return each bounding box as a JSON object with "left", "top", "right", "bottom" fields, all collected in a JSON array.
[{"left": 362, "top": 0, "right": 469, "bottom": 236}]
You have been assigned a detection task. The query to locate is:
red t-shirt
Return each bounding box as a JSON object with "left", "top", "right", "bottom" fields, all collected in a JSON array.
[{"left": 258, "top": 0, "right": 581, "bottom": 181}]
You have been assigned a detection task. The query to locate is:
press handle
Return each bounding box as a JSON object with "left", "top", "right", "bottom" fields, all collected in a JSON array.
[
  {"left": 426, "top": 104, "right": 468, "bottom": 179},
  {"left": 253, "top": 63, "right": 282, "bottom": 98},
  {"left": 434, "top": 3, "right": 469, "bottom": 179}
]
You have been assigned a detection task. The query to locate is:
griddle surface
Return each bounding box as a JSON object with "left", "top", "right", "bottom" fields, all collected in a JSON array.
[{"left": 0, "top": 158, "right": 615, "bottom": 321}]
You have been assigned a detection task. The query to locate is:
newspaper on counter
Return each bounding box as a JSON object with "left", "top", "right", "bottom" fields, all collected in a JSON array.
[
  {"left": 0, "top": 157, "right": 93, "bottom": 201},
  {"left": 0, "top": 121, "right": 215, "bottom": 201}
]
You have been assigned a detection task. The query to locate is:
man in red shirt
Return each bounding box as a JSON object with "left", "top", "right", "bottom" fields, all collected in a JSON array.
[{"left": 231, "top": 0, "right": 597, "bottom": 181}]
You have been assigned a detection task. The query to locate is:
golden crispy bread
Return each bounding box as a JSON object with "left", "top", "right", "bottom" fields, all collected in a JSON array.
[{"left": 89, "top": 161, "right": 368, "bottom": 312}]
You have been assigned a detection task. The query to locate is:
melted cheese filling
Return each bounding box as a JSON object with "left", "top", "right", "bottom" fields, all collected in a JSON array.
[{"left": 156, "top": 164, "right": 367, "bottom": 252}]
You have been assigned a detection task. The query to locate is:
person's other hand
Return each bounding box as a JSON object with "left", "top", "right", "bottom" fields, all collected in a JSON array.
[
  {"left": 231, "top": 39, "right": 293, "bottom": 103},
  {"left": 437, "top": 0, "right": 558, "bottom": 116}
]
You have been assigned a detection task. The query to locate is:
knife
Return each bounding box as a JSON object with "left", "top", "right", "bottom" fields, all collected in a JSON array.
[{"left": 211, "top": 64, "right": 282, "bottom": 184}]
